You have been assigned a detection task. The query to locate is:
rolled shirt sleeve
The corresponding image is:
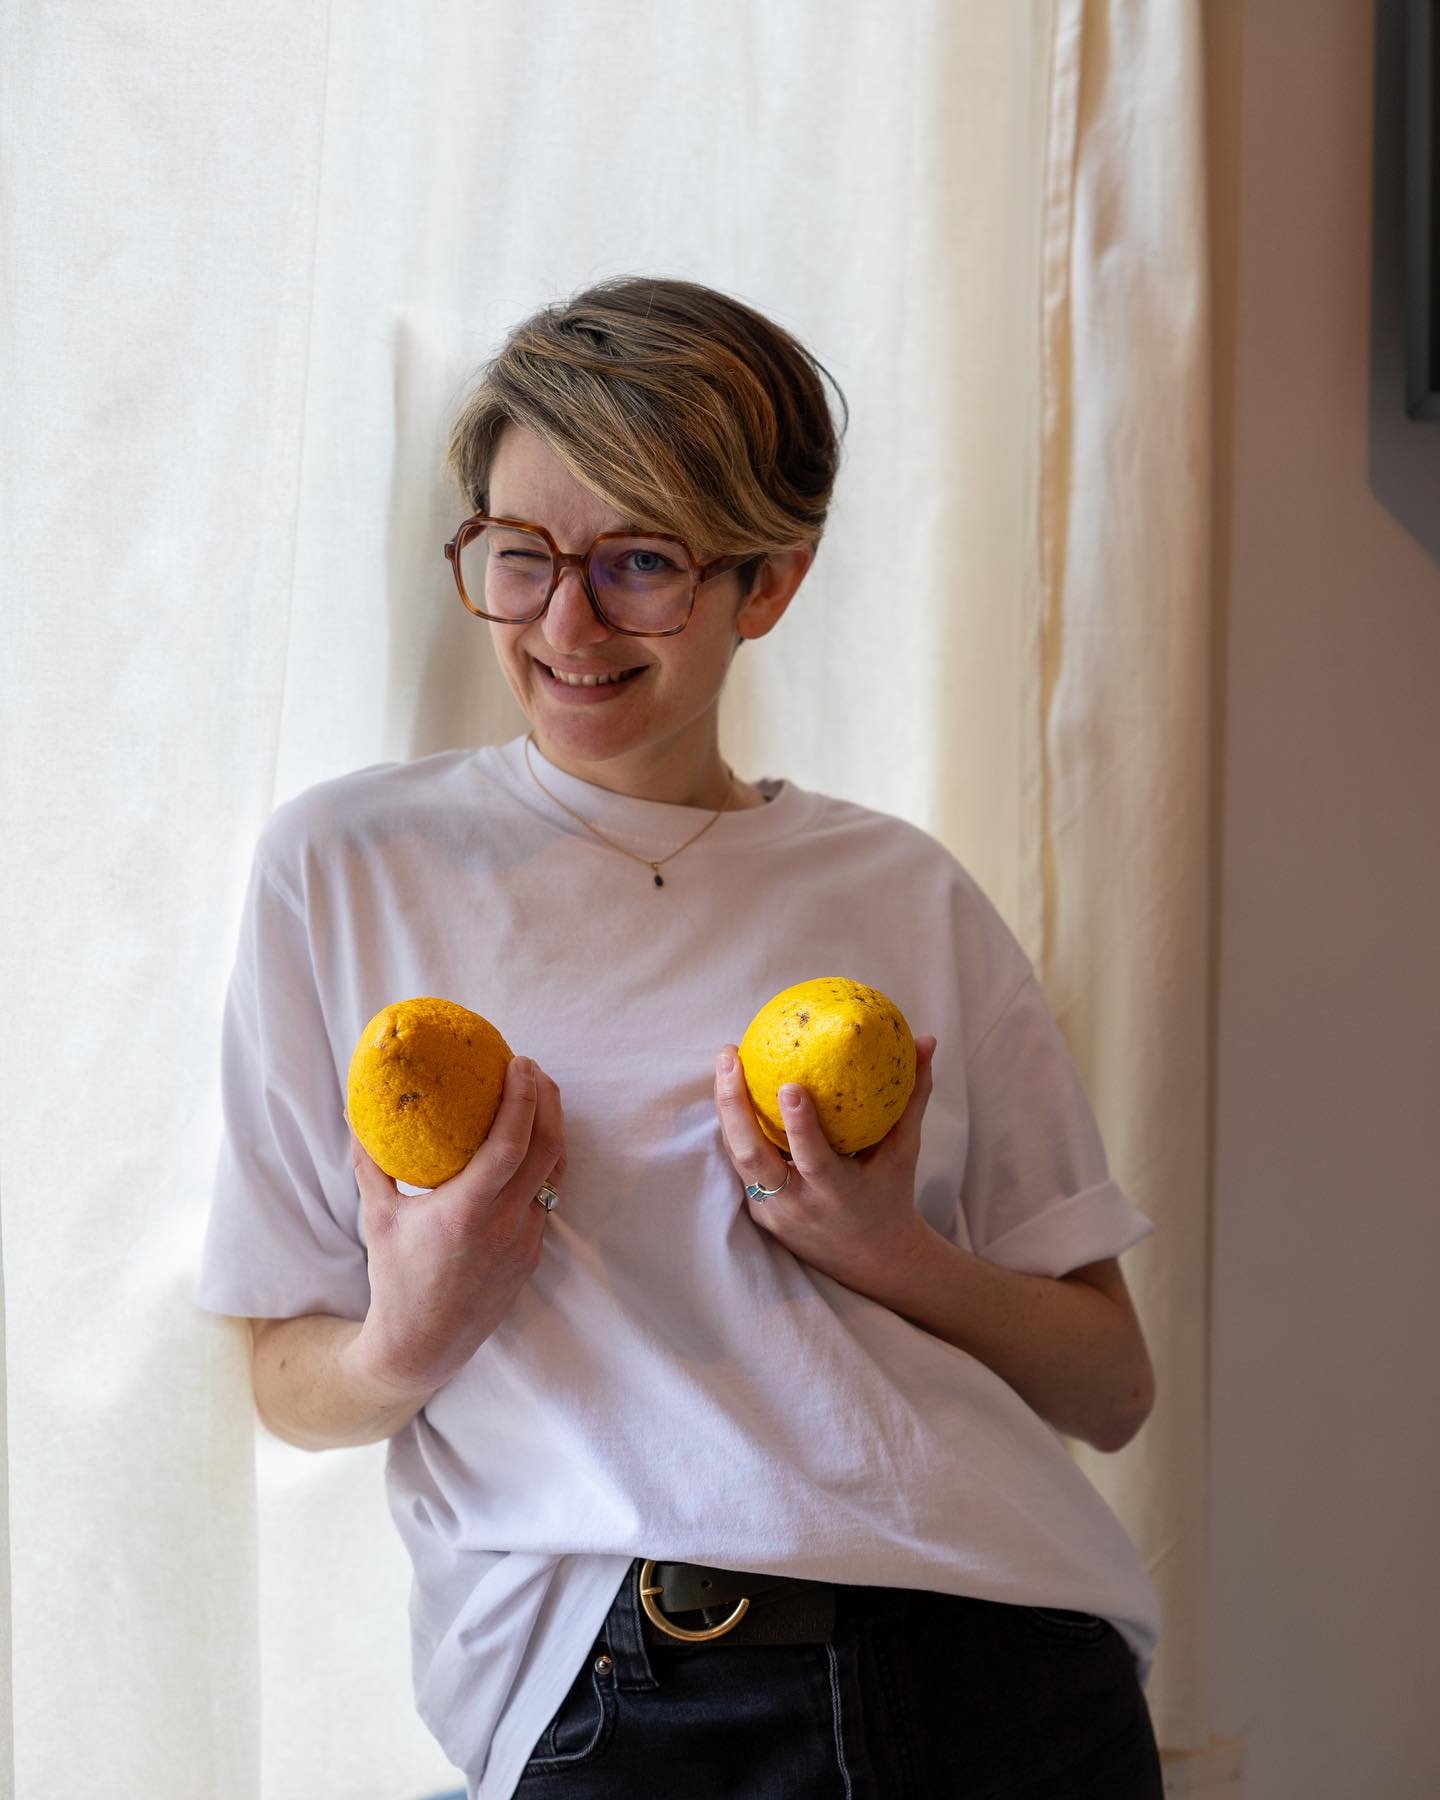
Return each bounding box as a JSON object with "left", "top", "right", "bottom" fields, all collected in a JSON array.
[{"left": 959, "top": 974, "right": 1153, "bottom": 1279}]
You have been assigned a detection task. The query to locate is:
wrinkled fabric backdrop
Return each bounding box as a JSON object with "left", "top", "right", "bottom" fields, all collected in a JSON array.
[{"left": 0, "top": 1, "right": 1209, "bottom": 1794}]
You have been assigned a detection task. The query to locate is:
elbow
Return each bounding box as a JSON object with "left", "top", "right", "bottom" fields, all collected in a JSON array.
[{"left": 1087, "top": 1359, "right": 1157, "bottom": 1455}]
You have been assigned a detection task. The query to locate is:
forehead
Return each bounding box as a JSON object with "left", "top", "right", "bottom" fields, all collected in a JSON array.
[{"left": 486, "top": 425, "right": 637, "bottom": 539}]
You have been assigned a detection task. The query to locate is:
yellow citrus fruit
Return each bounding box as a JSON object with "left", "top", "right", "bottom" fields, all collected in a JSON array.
[
  {"left": 737, "top": 977, "right": 916, "bottom": 1157},
  {"left": 346, "top": 996, "right": 513, "bottom": 1189}
]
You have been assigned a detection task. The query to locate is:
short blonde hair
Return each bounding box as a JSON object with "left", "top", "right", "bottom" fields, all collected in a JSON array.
[{"left": 444, "top": 277, "right": 847, "bottom": 593}]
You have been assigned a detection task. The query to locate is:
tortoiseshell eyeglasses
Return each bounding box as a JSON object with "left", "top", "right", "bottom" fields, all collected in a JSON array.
[{"left": 444, "top": 513, "right": 754, "bottom": 637}]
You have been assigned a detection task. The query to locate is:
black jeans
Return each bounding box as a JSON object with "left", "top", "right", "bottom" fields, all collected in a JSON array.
[{"left": 515, "top": 1559, "right": 1163, "bottom": 1797}]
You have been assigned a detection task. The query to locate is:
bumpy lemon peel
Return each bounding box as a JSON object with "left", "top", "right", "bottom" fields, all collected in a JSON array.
[
  {"left": 346, "top": 996, "right": 512, "bottom": 1189},
  {"left": 737, "top": 977, "right": 916, "bottom": 1157}
]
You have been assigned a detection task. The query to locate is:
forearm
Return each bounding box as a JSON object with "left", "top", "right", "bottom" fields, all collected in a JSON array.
[
  {"left": 250, "top": 1315, "right": 437, "bottom": 1451},
  {"left": 860, "top": 1223, "right": 1154, "bottom": 1452}
]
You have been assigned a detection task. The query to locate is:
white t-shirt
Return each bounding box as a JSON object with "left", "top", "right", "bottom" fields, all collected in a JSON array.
[{"left": 197, "top": 735, "right": 1161, "bottom": 1799}]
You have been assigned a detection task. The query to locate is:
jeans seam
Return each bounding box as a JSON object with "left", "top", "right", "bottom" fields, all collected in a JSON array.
[
  {"left": 521, "top": 1665, "right": 614, "bottom": 1772},
  {"left": 824, "top": 1642, "right": 854, "bottom": 1800}
]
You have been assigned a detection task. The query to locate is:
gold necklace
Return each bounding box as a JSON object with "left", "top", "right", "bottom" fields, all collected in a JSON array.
[{"left": 523, "top": 733, "right": 736, "bottom": 887}]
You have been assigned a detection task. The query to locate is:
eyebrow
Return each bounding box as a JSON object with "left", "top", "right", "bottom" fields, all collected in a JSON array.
[{"left": 484, "top": 502, "right": 656, "bottom": 537}]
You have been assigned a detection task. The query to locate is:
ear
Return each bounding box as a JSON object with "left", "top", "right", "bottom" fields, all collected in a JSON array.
[{"left": 734, "top": 545, "right": 815, "bottom": 644}]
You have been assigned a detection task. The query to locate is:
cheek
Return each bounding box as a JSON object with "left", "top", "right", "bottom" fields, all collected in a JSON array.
[
  {"left": 674, "top": 613, "right": 743, "bottom": 686},
  {"left": 657, "top": 645, "right": 725, "bottom": 697},
  {"left": 489, "top": 624, "right": 528, "bottom": 671}
]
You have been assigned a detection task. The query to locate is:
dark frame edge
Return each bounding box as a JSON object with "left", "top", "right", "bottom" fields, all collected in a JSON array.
[{"left": 1405, "top": 0, "right": 1440, "bottom": 416}]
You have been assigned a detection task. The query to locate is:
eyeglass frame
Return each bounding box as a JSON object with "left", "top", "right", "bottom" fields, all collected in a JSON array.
[{"left": 443, "top": 511, "right": 758, "bottom": 638}]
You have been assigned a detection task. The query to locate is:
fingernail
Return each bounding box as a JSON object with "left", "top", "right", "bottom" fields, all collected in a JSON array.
[
  {"left": 718, "top": 1051, "right": 736, "bottom": 1075},
  {"left": 512, "top": 1055, "right": 534, "bottom": 1081},
  {"left": 780, "top": 1084, "right": 802, "bottom": 1110}
]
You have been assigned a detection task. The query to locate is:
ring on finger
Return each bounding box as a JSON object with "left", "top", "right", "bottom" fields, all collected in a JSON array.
[
  {"left": 744, "top": 1168, "right": 791, "bottom": 1205},
  {"left": 533, "top": 1181, "right": 560, "bottom": 1212}
]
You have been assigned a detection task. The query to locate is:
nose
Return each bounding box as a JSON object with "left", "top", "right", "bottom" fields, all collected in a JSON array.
[{"left": 540, "top": 565, "right": 615, "bottom": 653}]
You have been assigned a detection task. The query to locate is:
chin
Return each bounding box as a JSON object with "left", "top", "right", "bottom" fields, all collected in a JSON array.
[{"left": 525, "top": 696, "right": 654, "bottom": 765}]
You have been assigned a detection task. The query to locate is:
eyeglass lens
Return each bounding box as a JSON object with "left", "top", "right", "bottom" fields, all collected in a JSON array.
[{"left": 458, "top": 524, "right": 694, "bottom": 631}]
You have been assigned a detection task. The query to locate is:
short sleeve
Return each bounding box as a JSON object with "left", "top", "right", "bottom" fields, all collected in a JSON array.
[
  {"left": 959, "top": 974, "right": 1153, "bottom": 1278},
  {"left": 195, "top": 846, "right": 371, "bottom": 1322}
]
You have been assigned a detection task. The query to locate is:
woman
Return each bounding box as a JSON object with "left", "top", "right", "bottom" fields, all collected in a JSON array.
[{"left": 198, "top": 276, "right": 1164, "bottom": 1798}]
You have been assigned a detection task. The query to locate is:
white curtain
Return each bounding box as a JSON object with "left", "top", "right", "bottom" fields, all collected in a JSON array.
[{"left": 0, "top": 1, "right": 1210, "bottom": 1793}]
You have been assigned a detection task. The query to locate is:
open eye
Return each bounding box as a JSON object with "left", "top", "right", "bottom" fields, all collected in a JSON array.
[{"left": 622, "top": 547, "right": 681, "bottom": 575}]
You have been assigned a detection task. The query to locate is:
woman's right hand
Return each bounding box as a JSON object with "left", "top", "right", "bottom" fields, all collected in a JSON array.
[{"left": 347, "top": 1054, "right": 565, "bottom": 1401}]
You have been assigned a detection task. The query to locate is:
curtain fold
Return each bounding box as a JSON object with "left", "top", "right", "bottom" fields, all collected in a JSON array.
[
  {"left": 2, "top": 1, "right": 1211, "bottom": 1791},
  {"left": 1039, "top": 0, "right": 1212, "bottom": 1752}
]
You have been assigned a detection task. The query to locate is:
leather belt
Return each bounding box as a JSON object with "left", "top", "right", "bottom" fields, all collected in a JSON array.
[{"left": 637, "top": 1559, "right": 836, "bottom": 1648}]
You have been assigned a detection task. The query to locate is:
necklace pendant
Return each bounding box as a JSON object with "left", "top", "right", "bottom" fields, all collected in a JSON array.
[{"left": 523, "top": 735, "right": 730, "bottom": 893}]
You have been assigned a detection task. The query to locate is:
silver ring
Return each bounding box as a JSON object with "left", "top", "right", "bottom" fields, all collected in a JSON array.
[
  {"left": 533, "top": 1181, "right": 560, "bottom": 1212},
  {"left": 744, "top": 1168, "right": 791, "bottom": 1204}
]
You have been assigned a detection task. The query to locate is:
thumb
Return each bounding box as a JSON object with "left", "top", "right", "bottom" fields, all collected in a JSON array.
[{"left": 347, "top": 1115, "right": 399, "bottom": 1202}]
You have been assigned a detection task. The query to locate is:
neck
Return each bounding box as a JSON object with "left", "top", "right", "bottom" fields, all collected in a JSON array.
[{"left": 527, "top": 725, "right": 757, "bottom": 811}]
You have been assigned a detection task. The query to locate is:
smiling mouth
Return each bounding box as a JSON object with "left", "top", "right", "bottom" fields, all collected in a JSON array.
[{"left": 535, "top": 659, "right": 648, "bottom": 688}]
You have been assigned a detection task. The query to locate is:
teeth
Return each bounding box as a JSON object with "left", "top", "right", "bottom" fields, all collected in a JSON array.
[{"left": 548, "top": 665, "right": 635, "bottom": 687}]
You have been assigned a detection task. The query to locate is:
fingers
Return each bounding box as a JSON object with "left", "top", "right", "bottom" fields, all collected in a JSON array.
[
  {"left": 456, "top": 1055, "right": 565, "bottom": 1218},
  {"left": 715, "top": 1034, "right": 937, "bottom": 1192},
  {"left": 347, "top": 1061, "right": 564, "bottom": 1229},
  {"left": 772, "top": 1079, "right": 838, "bottom": 1182},
  {"left": 715, "top": 1046, "right": 794, "bottom": 1200},
  {"left": 464, "top": 1055, "right": 539, "bottom": 1187},
  {"left": 508, "top": 1065, "right": 566, "bottom": 1211}
]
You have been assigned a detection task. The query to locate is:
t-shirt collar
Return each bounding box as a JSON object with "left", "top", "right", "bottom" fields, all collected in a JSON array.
[{"left": 485, "top": 733, "right": 813, "bottom": 856}]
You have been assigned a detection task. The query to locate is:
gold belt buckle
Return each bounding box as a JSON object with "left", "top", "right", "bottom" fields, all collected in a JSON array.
[{"left": 638, "top": 1559, "right": 751, "bottom": 1642}]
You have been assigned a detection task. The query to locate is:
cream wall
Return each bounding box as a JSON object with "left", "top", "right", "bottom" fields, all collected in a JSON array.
[{"left": 1204, "top": 2, "right": 1440, "bottom": 1795}]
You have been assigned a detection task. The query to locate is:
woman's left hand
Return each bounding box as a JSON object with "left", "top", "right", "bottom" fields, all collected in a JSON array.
[{"left": 713, "top": 1035, "right": 939, "bottom": 1297}]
